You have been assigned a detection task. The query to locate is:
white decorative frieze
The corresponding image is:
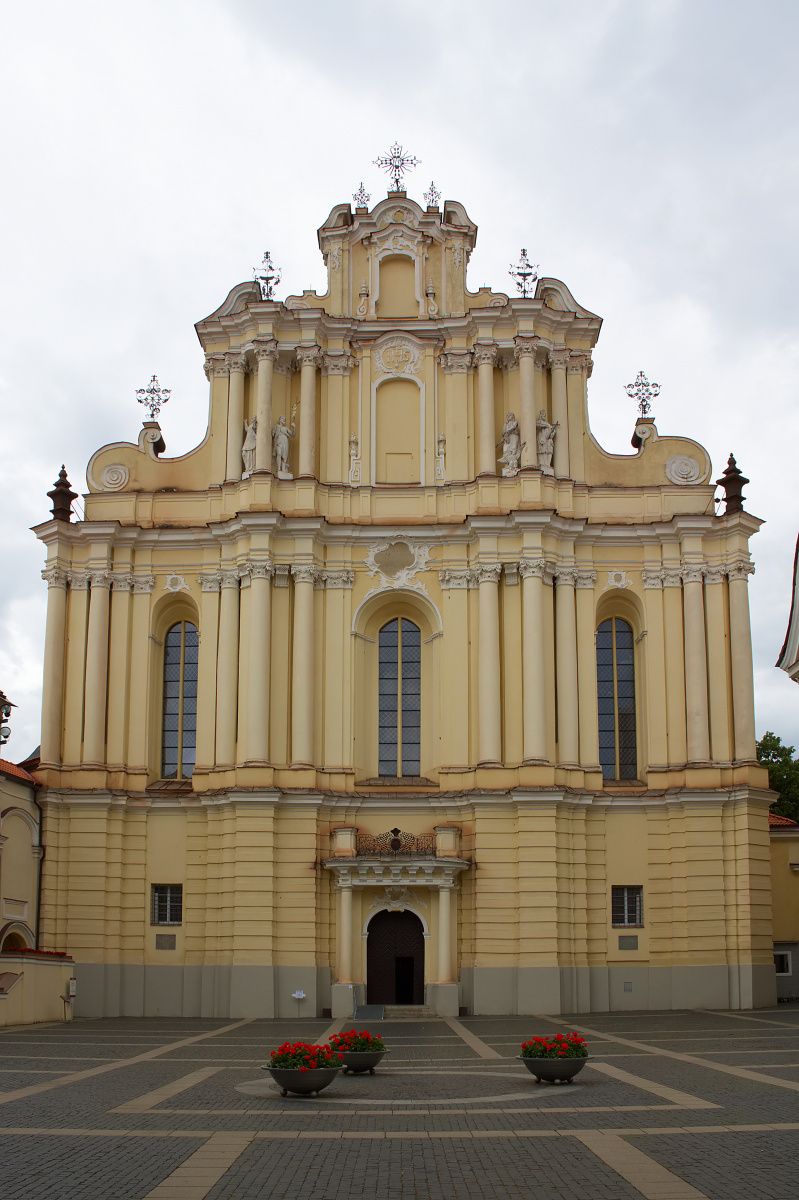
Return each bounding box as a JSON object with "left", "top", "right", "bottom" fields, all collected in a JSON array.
[
  {"left": 438, "top": 569, "right": 476, "bottom": 590},
  {"left": 371, "top": 336, "right": 423, "bottom": 379},
  {"left": 163, "top": 573, "right": 189, "bottom": 594},
  {"left": 603, "top": 569, "right": 630, "bottom": 591},
  {"left": 365, "top": 538, "right": 431, "bottom": 595},
  {"left": 368, "top": 886, "right": 428, "bottom": 913}
]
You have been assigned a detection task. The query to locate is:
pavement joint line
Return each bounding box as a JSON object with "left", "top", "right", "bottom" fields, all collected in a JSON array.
[
  {"left": 574, "top": 1131, "right": 710, "bottom": 1199},
  {"left": 111, "top": 1067, "right": 225, "bottom": 1113},
  {"left": 313, "top": 1017, "right": 346, "bottom": 1045},
  {"left": 141, "top": 1131, "right": 256, "bottom": 1200},
  {"left": 155, "top": 1103, "right": 687, "bottom": 1115},
  {"left": 443, "top": 1015, "right": 503, "bottom": 1059},
  {"left": 4, "top": 1123, "right": 799, "bottom": 1139},
  {"left": 0, "top": 1018, "right": 254, "bottom": 1107},
  {"left": 700, "top": 1009, "right": 799, "bottom": 1029},
  {"left": 540, "top": 1013, "right": 799, "bottom": 1094},
  {"left": 586, "top": 1062, "right": 719, "bottom": 1109}
]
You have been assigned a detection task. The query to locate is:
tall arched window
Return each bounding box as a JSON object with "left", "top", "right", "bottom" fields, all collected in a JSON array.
[
  {"left": 162, "top": 621, "right": 199, "bottom": 779},
  {"left": 378, "top": 618, "right": 421, "bottom": 777},
  {"left": 596, "top": 617, "right": 637, "bottom": 780}
]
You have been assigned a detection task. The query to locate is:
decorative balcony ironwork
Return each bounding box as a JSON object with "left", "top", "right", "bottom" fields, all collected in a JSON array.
[{"left": 356, "top": 828, "right": 435, "bottom": 858}]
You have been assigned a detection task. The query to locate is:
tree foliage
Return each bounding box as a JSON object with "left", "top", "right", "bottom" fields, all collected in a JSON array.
[{"left": 757, "top": 732, "right": 799, "bottom": 822}]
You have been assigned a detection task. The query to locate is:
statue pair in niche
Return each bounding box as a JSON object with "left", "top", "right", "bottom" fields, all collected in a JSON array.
[
  {"left": 241, "top": 404, "right": 297, "bottom": 479},
  {"left": 496, "top": 410, "right": 558, "bottom": 476}
]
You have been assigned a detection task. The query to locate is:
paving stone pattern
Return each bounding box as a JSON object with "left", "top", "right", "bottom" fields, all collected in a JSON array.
[{"left": 0, "top": 1010, "right": 798, "bottom": 1197}]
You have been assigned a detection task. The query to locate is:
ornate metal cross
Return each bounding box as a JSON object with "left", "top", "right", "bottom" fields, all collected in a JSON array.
[
  {"left": 254, "top": 250, "right": 281, "bottom": 300},
  {"left": 374, "top": 142, "right": 420, "bottom": 193},
  {"left": 509, "top": 249, "right": 539, "bottom": 297},
  {"left": 353, "top": 181, "right": 371, "bottom": 208},
  {"left": 424, "top": 180, "right": 440, "bottom": 208},
  {"left": 136, "top": 375, "right": 171, "bottom": 421},
  {"left": 625, "top": 370, "right": 661, "bottom": 418}
]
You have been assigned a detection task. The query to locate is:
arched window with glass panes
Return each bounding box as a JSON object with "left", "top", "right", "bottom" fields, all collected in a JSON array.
[
  {"left": 161, "top": 621, "right": 199, "bottom": 779},
  {"left": 378, "top": 618, "right": 421, "bottom": 778},
  {"left": 596, "top": 617, "right": 637, "bottom": 780}
]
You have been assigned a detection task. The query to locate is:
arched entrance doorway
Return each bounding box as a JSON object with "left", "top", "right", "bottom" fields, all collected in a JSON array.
[{"left": 366, "top": 910, "right": 425, "bottom": 1005}]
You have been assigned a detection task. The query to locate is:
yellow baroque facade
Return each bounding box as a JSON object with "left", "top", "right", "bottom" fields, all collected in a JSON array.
[{"left": 33, "top": 191, "right": 775, "bottom": 1018}]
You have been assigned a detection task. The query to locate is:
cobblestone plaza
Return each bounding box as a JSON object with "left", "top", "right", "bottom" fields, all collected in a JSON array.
[{"left": 2, "top": 1009, "right": 799, "bottom": 1198}]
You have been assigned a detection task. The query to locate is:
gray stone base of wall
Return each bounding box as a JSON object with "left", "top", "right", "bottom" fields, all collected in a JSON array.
[{"left": 73, "top": 961, "right": 776, "bottom": 1018}]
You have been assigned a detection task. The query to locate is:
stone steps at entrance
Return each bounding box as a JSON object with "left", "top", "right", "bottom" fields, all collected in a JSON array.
[{"left": 383, "top": 1005, "right": 437, "bottom": 1019}]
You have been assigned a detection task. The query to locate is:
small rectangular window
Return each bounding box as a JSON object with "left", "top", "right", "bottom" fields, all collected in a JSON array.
[
  {"left": 775, "top": 951, "right": 792, "bottom": 976},
  {"left": 151, "top": 884, "right": 183, "bottom": 926},
  {"left": 612, "top": 885, "right": 643, "bottom": 927}
]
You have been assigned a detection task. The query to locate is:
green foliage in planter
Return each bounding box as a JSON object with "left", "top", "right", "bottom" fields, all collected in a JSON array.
[{"left": 520, "top": 1033, "right": 588, "bottom": 1059}]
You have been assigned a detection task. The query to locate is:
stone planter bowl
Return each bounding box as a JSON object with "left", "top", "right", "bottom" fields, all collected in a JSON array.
[
  {"left": 339, "top": 1049, "right": 388, "bottom": 1075},
  {"left": 263, "top": 1065, "right": 341, "bottom": 1097},
  {"left": 518, "top": 1055, "right": 588, "bottom": 1084}
]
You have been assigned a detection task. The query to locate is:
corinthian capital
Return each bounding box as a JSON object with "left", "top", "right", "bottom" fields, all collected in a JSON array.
[
  {"left": 518, "top": 557, "right": 550, "bottom": 581},
  {"left": 247, "top": 561, "right": 275, "bottom": 580},
  {"left": 575, "top": 569, "right": 597, "bottom": 589},
  {"left": 253, "top": 338, "right": 279, "bottom": 363},
  {"left": 67, "top": 569, "right": 91, "bottom": 590},
  {"left": 322, "top": 352, "right": 357, "bottom": 375},
  {"left": 472, "top": 342, "right": 498, "bottom": 368},
  {"left": 296, "top": 344, "right": 322, "bottom": 370},
  {"left": 130, "top": 573, "right": 156, "bottom": 594},
  {"left": 513, "top": 334, "right": 539, "bottom": 361},
  {"left": 41, "top": 567, "right": 68, "bottom": 589},
  {"left": 110, "top": 572, "right": 134, "bottom": 591},
  {"left": 291, "top": 564, "right": 319, "bottom": 585},
  {"left": 641, "top": 569, "right": 664, "bottom": 589},
  {"left": 197, "top": 572, "right": 222, "bottom": 593},
  {"left": 323, "top": 570, "right": 355, "bottom": 588},
  {"left": 439, "top": 569, "right": 476, "bottom": 589},
  {"left": 219, "top": 570, "right": 241, "bottom": 589},
  {"left": 438, "top": 350, "right": 473, "bottom": 374},
  {"left": 473, "top": 563, "right": 502, "bottom": 585},
  {"left": 680, "top": 562, "right": 706, "bottom": 585},
  {"left": 554, "top": 566, "right": 578, "bottom": 586},
  {"left": 727, "top": 560, "right": 755, "bottom": 581},
  {"left": 549, "top": 348, "right": 570, "bottom": 371},
  {"left": 225, "top": 352, "right": 248, "bottom": 374}
]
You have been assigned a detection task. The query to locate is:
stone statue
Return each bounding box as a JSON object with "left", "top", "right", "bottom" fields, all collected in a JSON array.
[
  {"left": 349, "top": 432, "right": 359, "bottom": 458},
  {"left": 497, "top": 412, "right": 523, "bottom": 476},
  {"left": 272, "top": 413, "right": 296, "bottom": 477},
  {"left": 242, "top": 418, "right": 257, "bottom": 475},
  {"left": 437, "top": 431, "right": 446, "bottom": 458},
  {"left": 536, "top": 410, "right": 558, "bottom": 474}
]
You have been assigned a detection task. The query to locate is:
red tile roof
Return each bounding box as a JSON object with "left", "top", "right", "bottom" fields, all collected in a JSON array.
[
  {"left": 0, "top": 759, "right": 35, "bottom": 784},
  {"left": 769, "top": 812, "right": 798, "bottom": 827}
]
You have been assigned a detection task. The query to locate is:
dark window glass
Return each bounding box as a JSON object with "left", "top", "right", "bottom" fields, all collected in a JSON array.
[
  {"left": 151, "top": 884, "right": 183, "bottom": 925},
  {"left": 611, "top": 885, "right": 643, "bottom": 927},
  {"left": 378, "top": 618, "right": 422, "bottom": 777},
  {"left": 161, "top": 622, "right": 198, "bottom": 779},
  {"left": 596, "top": 618, "right": 637, "bottom": 781}
]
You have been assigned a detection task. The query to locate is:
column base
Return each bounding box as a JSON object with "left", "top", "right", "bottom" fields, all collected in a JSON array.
[
  {"left": 331, "top": 983, "right": 356, "bottom": 1019},
  {"left": 427, "top": 982, "right": 460, "bottom": 1017}
]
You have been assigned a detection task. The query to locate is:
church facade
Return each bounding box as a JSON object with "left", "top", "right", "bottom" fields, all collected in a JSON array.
[{"left": 33, "top": 189, "right": 775, "bottom": 1017}]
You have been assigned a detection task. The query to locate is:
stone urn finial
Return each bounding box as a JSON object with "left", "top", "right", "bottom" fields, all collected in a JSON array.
[
  {"left": 47, "top": 466, "right": 77, "bottom": 523},
  {"left": 716, "top": 453, "right": 748, "bottom": 514}
]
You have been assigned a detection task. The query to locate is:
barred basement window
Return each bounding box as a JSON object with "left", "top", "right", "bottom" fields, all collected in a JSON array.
[
  {"left": 612, "top": 885, "right": 643, "bottom": 927},
  {"left": 378, "top": 618, "right": 421, "bottom": 777},
  {"left": 161, "top": 621, "right": 199, "bottom": 779},
  {"left": 151, "top": 884, "right": 183, "bottom": 926},
  {"left": 596, "top": 617, "right": 637, "bottom": 780}
]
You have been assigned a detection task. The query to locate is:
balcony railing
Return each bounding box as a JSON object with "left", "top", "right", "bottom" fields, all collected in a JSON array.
[{"left": 356, "top": 828, "right": 435, "bottom": 858}]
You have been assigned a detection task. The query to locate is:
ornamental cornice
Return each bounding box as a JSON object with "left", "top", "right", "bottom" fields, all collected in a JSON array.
[
  {"left": 296, "top": 344, "right": 322, "bottom": 370},
  {"left": 438, "top": 350, "right": 473, "bottom": 374},
  {"left": 325, "top": 859, "right": 469, "bottom": 887},
  {"left": 41, "top": 567, "right": 68, "bottom": 589},
  {"left": 513, "top": 334, "right": 539, "bottom": 361},
  {"left": 472, "top": 342, "right": 498, "bottom": 368},
  {"left": 67, "top": 569, "right": 91, "bottom": 590},
  {"left": 197, "top": 572, "right": 222, "bottom": 593},
  {"left": 130, "top": 574, "right": 156, "bottom": 594},
  {"left": 291, "top": 564, "right": 320, "bottom": 586},
  {"left": 252, "top": 338, "right": 279, "bottom": 363},
  {"left": 473, "top": 563, "right": 502, "bottom": 585},
  {"left": 438, "top": 568, "right": 476, "bottom": 590},
  {"left": 575, "top": 569, "right": 597, "bottom": 589},
  {"left": 225, "top": 352, "right": 248, "bottom": 374}
]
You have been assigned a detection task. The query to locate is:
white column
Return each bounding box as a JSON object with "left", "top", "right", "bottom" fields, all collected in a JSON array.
[
  {"left": 575, "top": 569, "right": 599, "bottom": 770},
  {"left": 519, "top": 558, "right": 549, "bottom": 762},
  {"left": 215, "top": 570, "right": 241, "bottom": 767},
  {"left": 225, "top": 353, "right": 247, "bottom": 482},
  {"left": 729, "top": 561, "right": 757, "bottom": 762},
  {"left": 246, "top": 563, "right": 273, "bottom": 763},
  {"left": 253, "top": 340, "right": 277, "bottom": 473},
  {"left": 291, "top": 565, "right": 317, "bottom": 766},
  {"left": 338, "top": 883, "right": 353, "bottom": 983},
  {"left": 39, "top": 568, "right": 68, "bottom": 766},
  {"left": 514, "top": 336, "right": 538, "bottom": 469},
  {"left": 555, "top": 567, "right": 579, "bottom": 766},
  {"left": 682, "top": 563, "right": 710, "bottom": 764},
  {"left": 549, "top": 348, "right": 570, "bottom": 479},
  {"left": 438, "top": 883, "right": 452, "bottom": 984},
  {"left": 82, "top": 570, "right": 111, "bottom": 765},
  {"left": 297, "top": 345, "right": 321, "bottom": 477},
  {"left": 194, "top": 573, "right": 221, "bottom": 774},
  {"left": 473, "top": 342, "right": 498, "bottom": 475},
  {"left": 475, "top": 563, "right": 502, "bottom": 765}
]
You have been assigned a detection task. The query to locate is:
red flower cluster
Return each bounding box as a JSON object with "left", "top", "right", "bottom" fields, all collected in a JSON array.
[
  {"left": 329, "top": 1029, "right": 385, "bottom": 1053},
  {"left": 520, "top": 1032, "right": 588, "bottom": 1060},
  {"left": 267, "top": 1040, "right": 344, "bottom": 1071},
  {"left": 0, "top": 948, "right": 68, "bottom": 958}
]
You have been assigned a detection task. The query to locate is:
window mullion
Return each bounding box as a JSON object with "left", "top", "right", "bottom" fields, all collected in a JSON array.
[
  {"left": 611, "top": 619, "right": 620, "bottom": 780},
  {"left": 177, "top": 623, "right": 185, "bottom": 779},
  {"left": 397, "top": 620, "right": 403, "bottom": 776}
]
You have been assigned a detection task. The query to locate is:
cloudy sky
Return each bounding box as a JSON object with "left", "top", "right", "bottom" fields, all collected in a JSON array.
[{"left": 2, "top": 0, "right": 798, "bottom": 758}]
